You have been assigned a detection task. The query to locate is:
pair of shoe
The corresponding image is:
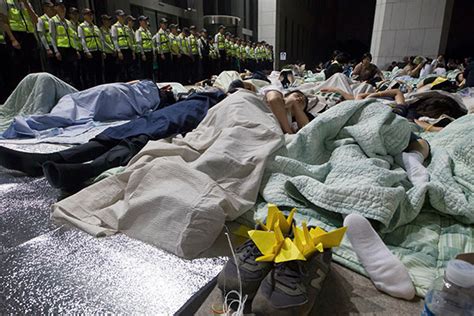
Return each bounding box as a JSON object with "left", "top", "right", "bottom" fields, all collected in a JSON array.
[{"left": 217, "top": 237, "right": 332, "bottom": 315}]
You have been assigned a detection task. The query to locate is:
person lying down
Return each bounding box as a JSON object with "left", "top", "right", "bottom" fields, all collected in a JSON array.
[{"left": 0, "top": 77, "right": 309, "bottom": 191}]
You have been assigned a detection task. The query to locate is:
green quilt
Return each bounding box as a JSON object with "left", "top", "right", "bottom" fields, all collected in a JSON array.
[{"left": 256, "top": 99, "right": 474, "bottom": 296}]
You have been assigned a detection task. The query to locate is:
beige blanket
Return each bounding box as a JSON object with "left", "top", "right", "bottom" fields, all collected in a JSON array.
[{"left": 52, "top": 90, "right": 285, "bottom": 258}]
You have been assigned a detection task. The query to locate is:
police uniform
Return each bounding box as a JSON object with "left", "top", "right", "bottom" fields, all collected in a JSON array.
[
  {"left": 0, "top": 30, "right": 9, "bottom": 102},
  {"left": 153, "top": 23, "right": 171, "bottom": 82},
  {"left": 5, "top": 0, "right": 40, "bottom": 89},
  {"left": 50, "top": 14, "right": 80, "bottom": 86},
  {"left": 188, "top": 31, "right": 201, "bottom": 83},
  {"left": 111, "top": 11, "right": 134, "bottom": 82},
  {"left": 214, "top": 28, "right": 226, "bottom": 74},
  {"left": 168, "top": 26, "right": 182, "bottom": 82},
  {"left": 179, "top": 31, "right": 192, "bottom": 84},
  {"left": 37, "top": 10, "right": 55, "bottom": 73},
  {"left": 100, "top": 20, "right": 116, "bottom": 83},
  {"left": 208, "top": 42, "right": 219, "bottom": 77},
  {"left": 198, "top": 31, "right": 210, "bottom": 80},
  {"left": 135, "top": 17, "right": 154, "bottom": 80},
  {"left": 78, "top": 15, "right": 103, "bottom": 88}
]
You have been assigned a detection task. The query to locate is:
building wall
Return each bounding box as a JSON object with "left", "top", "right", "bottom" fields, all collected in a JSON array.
[{"left": 371, "top": 0, "right": 452, "bottom": 68}]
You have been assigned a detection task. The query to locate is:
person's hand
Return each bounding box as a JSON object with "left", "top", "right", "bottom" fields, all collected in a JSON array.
[
  {"left": 160, "top": 53, "right": 165, "bottom": 60},
  {"left": 86, "top": 52, "right": 93, "bottom": 59},
  {"left": 11, "top": 39, "right": 21, "bottom": 50},
  {"left": 141, "top": 53, "right": 146, "bottom": 61},
  {"left": 55, "top": 51, "right": 62, "bottom": 61},
  {"left": 117, "top": 51, "right": 124, "bottom": 60},
  {"left": 46, "top": 48, "right": 53, "bottom": 58}
]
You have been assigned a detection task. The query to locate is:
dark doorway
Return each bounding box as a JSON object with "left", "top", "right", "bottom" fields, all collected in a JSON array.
[
  {"left": 312, "top": 0, "right": 376, "bottom": 65},
  {"left": 445, "top": 0, "right": 474, "bottom": 60}
]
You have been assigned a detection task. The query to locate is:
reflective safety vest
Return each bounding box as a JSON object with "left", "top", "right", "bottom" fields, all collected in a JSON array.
[
  {"left": 209, "top": 45, "right": 218, "bottom": 60},
  {"left": 216, "top": 33, "right": 225, "bottom": 50},
  {"left": 224, "top": 39, "right": 231, "bottom": 55},
  {"left": 79, "top": 22, "right": 102, "bottom": 52},
  {"left": 40, "top": 14, "right": 52, "bottom": 44},
  {"left": 179, "top": 34, "right": 189, "bottom": 55},
  {"left": 100, "top": 26, "right": 114, "bottom": 54},
  {"left": 239, "top": 45, "right": 246, "bottom": 60},
  {"left": 69, "top": 21, "right": 81, "bottom": 50},
  {"left": 138, "top": 28, "right": 153, "bottom": 52},
  {"left": 7, "top": 0, "right": 34, "bottom": 33},
  {"left": 157, "top": 29, "right": 170, "bottom": 53},
  {"left": 0, "top": 32, "right": 5, "bottom": 44},
  {"left": 169, "top": 33, "right": 180, "bottom": 55},
  {"left": 247, "top": 46, "right": 255, "bottom": 60},
  {"left": 125, "top": 25, "right": 137, "bottom": 52},
  {"left": 189, "top": 34, "right": 198, "bottom": 55},
  {"left": 51, "top": 15, "right": 76, "bottom": 49},
  {"left": 113, "top": 22, "right": 130, "bottom": 49}
]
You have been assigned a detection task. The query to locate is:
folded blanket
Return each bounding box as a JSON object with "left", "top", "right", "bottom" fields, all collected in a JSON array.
[{"left": 52, "top": 90, "right": 285, "bottom": 258}]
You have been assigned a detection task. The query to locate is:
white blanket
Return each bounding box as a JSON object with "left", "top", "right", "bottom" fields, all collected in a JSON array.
[{"left": 52, "top": 90, "right": 285, "bottom": 258}]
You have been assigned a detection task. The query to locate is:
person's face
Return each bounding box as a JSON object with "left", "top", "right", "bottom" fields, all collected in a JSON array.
[
  {"left": 171, "top": 28, "right": 177, "bottom": 35},
  {"left": 219, "top": 28, "right": 224, "bottom": 34},
  {"left": 118, "top": 15, "right": 125, "bottom": 23},
  {"left": 128, "top": 19, "right": 134, "bottom": 27},
  {"left": 139, "top": 20, "right": 147, "bottom": 28},
  {"left": 160, "top": 22, "right": 167, "bottom": 30},
  {"left": 103, "top": 19, "right": 111, "bottom": 27},
  {"left": 362, "top": 57, "right": 371, "bottom": 65},
  {"left": 70, "top": 13, "right": 79, "bottom": 22},
  {"left": 286, "top": 92, "right": 306, "bottom": 110},
  {"left": 84, "top": 13, "right": 94, "bottom": 23}
]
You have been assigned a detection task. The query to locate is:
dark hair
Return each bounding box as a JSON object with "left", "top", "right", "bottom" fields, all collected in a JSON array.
[
  {"left": 227, "top": 79, "right": 245, "bottom": 94},
  {"left": 285, "top": 90, "right": 309, "bottom": 111},
  {"left": 335, "top": 53, "right": 348, "bottom": 64},
  {"left": 413, "top": 95, "right": 466, "bottom": 119},
  {"left": 362, "top": 53, "right": 372, "bottom": 62}
]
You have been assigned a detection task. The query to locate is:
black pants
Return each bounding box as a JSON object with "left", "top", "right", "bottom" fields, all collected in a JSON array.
[
  {"left": 54, "top": 47, "right": 79, "bottom": 88},
  {"left": 104, "top": 53, "right": 116, "bottom": 83},
  {"left": 180, "top": 55, "right": 192, "bottom": 84},
  {"left": 0, "top": 43, "right": 9, "bottom": 103},
  {"left": 170, "top": 54, "right": 181, "bottom": 82},
  {"left": 0, "top": 135, "right": 149, "bottom": 190},
  {"left": 218, "top": 50, "right": 226, "bottom": 74},
  {"left": 191, "top": 54, "right": 201, "bottom": 83},
  {"left": 158, "top": 52, "right": 171, "bottom": 82},
  {"left": 82, "top": 51, "right": 103, "bottom": 88},
  {"left": 7, "top": 32, "right": 40, "bottom": 92},
  {"left": 139, "top": 51, "right": 154, "bottom": 80},
  {"left": 116, "top": 49, "right": 134, "bottom": 82}
]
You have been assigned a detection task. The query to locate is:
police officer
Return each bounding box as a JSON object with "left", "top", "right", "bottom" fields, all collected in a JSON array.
[
  {"left": 153, "top": 18, "right": 171, "bottom": 82},
  {"left": 198, "top": 28, "right": 210, "bottom": 80},
  {"left": 125, "top": 15, "right": 139, "bottom": 79},
  {"left": 50, "top": 0, "right": 80, "bottom": 86},
  {"left": 214, "top": 25, "right": 225, "bottom": 74},
  {"left": 99, "top": 14, "right": 115, "bottom": 83},
  {"left": 78, "top": 8, "right": 103, "bottom": 88},
  {"left": 37, "top": 0, "right": 55, "bottom": 73},
  {"left": 68, "top": 6, "right": 82, "bottom": 88},
  {"left": 111, "top": 9, "right": 134, "bottom": 82},
  {"left": 208, "top": 36, "right": 218, "bottom": 77},
  {"left": 135, "top": 15, "right": 154, "bottom": 80},
  {"left": 179, "top": 27, "right": 191, "bottom": 84},
  {"left": 4, "top": 0, "right": 39, "bottom": 89},
  {"left": 168, "top": 23, "right": 181, "bottom": 82},
  {"left": 188, "top": 25, "right": 201, "bottom": 83}
]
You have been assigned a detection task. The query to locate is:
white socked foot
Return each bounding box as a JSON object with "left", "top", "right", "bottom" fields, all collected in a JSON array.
[
  {"left": 402, "top": 151, "right": 429, "bottom": 186},
  {"left": 344, "top": 213, "right": 416, "bottom": 300}
]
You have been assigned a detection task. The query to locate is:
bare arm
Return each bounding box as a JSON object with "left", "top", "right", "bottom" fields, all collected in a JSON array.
[
  {"left": 320, "top": 87, "right": 354, "bottom": 101},
  {"left": 352, "top": 63, "right": 362, "bottom": 77},
  {"left": 363, "top": 89, "right": 405, "bottom": 104},
  {"left": 265, "top": 90, "right": 293, "bottom": 134}
]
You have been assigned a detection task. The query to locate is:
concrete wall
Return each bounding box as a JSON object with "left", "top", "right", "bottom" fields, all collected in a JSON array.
[
  {"left": 257, "top": 0, "right": 277, "bottom": 48},
  {"left": 371, "top": 0, "right": 451, "bottom": 68}
]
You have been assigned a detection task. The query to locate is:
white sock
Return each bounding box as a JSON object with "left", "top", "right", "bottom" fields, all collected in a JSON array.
[
  {"left": 402, "top": 151, "right": 429, "bottom": 186},
  {"left": 343, "top": 214, "right": 415, "bottom": 300}
]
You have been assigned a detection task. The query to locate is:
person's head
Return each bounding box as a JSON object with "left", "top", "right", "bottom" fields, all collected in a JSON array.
[
  {"left": 42, "top": 1, "right": 55, "bottom": 17},
  {"left": 54, "top": 1, "right": 66, "bottom": 18},
  {"left": 115, "top": 9, "right": 126, "bottom": 23},
  {"left": 225, "top": 32, "right": 231, "bottom": 40},
  {"left": 182, "top": 27, "right": 190, "bottom": 37},
  {"left": 101, "top": 14, "right": 112, "bottom": 27},
  {"left": 169, "top": 24, "right": 178, "bottom": 35},
  {"left": 332, "top": 50, "right": 341, "bottom": 60},
  {"left": 138, "top": 15, "right": 149, "bottom": 28},
  {"left": 285, "top": 90, "right": 309, "bottom": 112},
  {"left": 68, "top": 7, "right": 79, "bottom": 22},
  {"left": 335, "top": 53, "right": 347, "bottom": 64},
  {"left": 159, "top": 18, "right": 168, "bottom": 30},
  {"left": 201, "top": 28, "right": 207, "bottom": 37},
  {"left": 83, "top": 8, "right": 94, "bottom": 23},
  {"left": 437, "top": 54, "right": 445, "bottom": 62},
  {"left": 189, "top": 25, "right": 196, "bottom": 35},
  {"left": 456, "top": 72, "right": 464, "bottom": 84},
  {"left": 391, "top": 61, "right": 397, "bottom": 66},
  {"left": 218, "top": 25, "right": 225, "bottom": 34},
  {"left": 126, "top": 15, "right": 136, "bottom": 27},
  {"left": 361, "top": 53, "right": 372, "bottom": 65}
]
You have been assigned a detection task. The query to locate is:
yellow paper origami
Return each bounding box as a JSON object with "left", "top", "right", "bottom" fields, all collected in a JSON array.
[{"left": 249, "top": 204, "right": 347, "bottom": 263}]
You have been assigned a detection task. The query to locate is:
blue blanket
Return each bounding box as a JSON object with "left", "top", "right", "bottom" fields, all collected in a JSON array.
[{"left": 3, "top": 80, "right": 161, "bottom": 139}]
